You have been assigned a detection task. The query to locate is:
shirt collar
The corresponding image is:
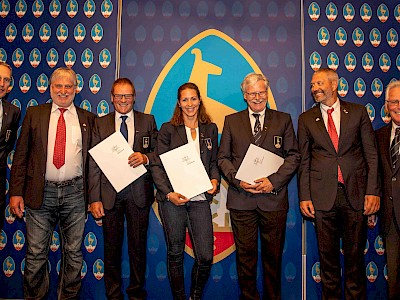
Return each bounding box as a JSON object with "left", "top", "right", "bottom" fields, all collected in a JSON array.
[
  {"left": 248, "top": 107, "right": 266, "bottom": 118},
  {"left": 115, "top": 109, "right": 134, "bottom": 121},
  {"left": 51, "top": 102, "right": 76, "bottom": 115},
  {"left": 320, "top": 98, "right": 340, "bottom": 113}
]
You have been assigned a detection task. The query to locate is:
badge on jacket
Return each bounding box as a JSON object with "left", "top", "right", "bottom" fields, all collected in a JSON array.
[
  {"left": 204, "top": 138, "right": 212, "bottom": 150},
  {"left": 274, "top": 136, "right": 282, "bottom": 149},
  {"left": 5, "top": 130, "right": 11, "bottom": 142},
  {"left": 143, "top": 136, "right": 149, "bottom": 149}
]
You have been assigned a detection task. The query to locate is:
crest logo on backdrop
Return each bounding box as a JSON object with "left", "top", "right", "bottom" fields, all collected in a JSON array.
[{"left": 146, "top": 29, "right": 277, "bottom": 262}]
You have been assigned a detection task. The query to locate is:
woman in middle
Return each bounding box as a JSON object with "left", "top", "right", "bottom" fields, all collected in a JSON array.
[{"left": 151, "top": 82, "right": 220, "bottom": 300}]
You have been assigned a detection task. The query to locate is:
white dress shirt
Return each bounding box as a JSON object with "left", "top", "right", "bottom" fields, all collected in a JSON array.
[
  {"left": 248, "top": 107, "right": 266, "bottom": 135},
  {"left": 115, "top": 110, "right": 135, "bottom": 149},
  {"left": 46, "top": 103, "right": 82, "bottom": 182},
  {"left": 185, "top": 126, "right": 206, "bottom": 201},
  {"left": 320, "top": 99, "right": 341, "bottom": 137}
]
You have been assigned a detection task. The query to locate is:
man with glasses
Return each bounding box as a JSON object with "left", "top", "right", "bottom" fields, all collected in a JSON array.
[
  {"left": 0, "top": 62, "right": 20, "bottom": 230},
  {"left": 376, "top": 81, "right": 400, "bottom": 300},
  {"left": 218, "top": 73, "right": 300, "bottom": 299},
  {"left": 88, "top": 78, "right": 157, "bottom": 299},
  {"left": 9, "top": 67, "right": 95, "bottom": 299},
  {"left": 298, "top": 68, "right": 380, "bottom": 299}
]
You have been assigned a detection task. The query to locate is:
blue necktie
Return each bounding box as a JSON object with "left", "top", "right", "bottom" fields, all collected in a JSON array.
[{"left": 120, "top": 115, "right": 128, "bottom": 141}]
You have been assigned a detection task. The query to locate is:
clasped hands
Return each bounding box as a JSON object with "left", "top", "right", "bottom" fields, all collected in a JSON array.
[{"left": 240, "top": 177, "right": 274, "bottom": 194}]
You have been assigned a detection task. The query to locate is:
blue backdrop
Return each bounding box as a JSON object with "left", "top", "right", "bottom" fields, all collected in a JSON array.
[{"left": 0, "top": 0, "right": 397, "bottom": 299}]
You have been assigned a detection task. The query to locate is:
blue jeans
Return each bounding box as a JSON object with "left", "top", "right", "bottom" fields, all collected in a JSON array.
[
  {"left": 24, "top": 178, "right": 85, "bottom": 300},
  {"left": 159, "top": 200, "right": 213, "bottom": 300}
]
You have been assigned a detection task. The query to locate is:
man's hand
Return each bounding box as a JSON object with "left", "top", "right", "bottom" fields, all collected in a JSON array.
[
  {"left": 9, "top": 196, "right": 25, "bottom": 218},
  {"left": 300, "top": 200, "right": 315, "bottom": 218},
  {"left": 128, "top": 152, "right": 148, "bottom": 168},
  {"left": 167, "top": 192, "right": 190, "bottom": 206},
  {"left": 207, "top": 179, "right": 219, "bottom": 195},
  {"left": 240, "top": 181, "right": 262, "bottom": 194},
  {"left": 90, "top": 201, "right": 105, "bottom": 219},
  {"left": 364, "top": 195, "right": 380, "bottom": 215},
  {"left": 254, "top": 177, "right": 274, "bottom": 193}
]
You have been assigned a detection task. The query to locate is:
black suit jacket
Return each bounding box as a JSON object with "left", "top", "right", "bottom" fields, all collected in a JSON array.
[
  {"left": 9, "top": 103, "right": 95, "bottom": 209},
  {"left": 218, "top": 108, "right": 300, "bottom": 212},
  {"left": 376, "top": 123, "right": 400, "bottom": 236},
  {"left": 88, "top": 111, "right": 157, "bottom": 209},
  {"left": 298, "top": 100, "right": 380, "bottom": 211},
  {"left": 0, "top": 100, "right": 20, "bottom": 205},
  {"left": 151, "top": 122, "right": 220, "bottom": 202}
]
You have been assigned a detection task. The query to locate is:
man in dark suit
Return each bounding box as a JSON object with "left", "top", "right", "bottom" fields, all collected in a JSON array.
[
  {"left": 89, "top": 78, "right": 157, "bottom": 300},
  {"left": 376, "top": 80, "right": 400, "bottom": 300},
  {"left": 0, "top": 62, "right": 20, "bottom": 229},
  {"left": 298, "top": 68, "right": 380, "bottom": 299},
  {"left": 9, "top": 67, "right": 95, "bottom": 299},
  {"left": 218, "top": 73, "right": 300, "bottom": 299}
]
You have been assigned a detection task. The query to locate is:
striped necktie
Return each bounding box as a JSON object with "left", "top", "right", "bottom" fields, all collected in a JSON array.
[
  {"left": 253, "top": 113, "right": 262, "bottom": 146},
  {"left": 391, "top": 127, "right": 400, "bottom": 168}
]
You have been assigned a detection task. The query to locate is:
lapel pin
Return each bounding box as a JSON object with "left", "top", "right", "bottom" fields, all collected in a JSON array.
[
  {"left": 343, "top": 109, "right": 348, "bottom": 114},
  {"left": 316, "top": 118, "right": 320, "bottom": 122}
]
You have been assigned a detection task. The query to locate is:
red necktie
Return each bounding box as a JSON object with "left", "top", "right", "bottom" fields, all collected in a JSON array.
[
  {"left": 327, "top": 108, "right": 344, "bottom": 184},
  {"left": 53, "top": 108, "right": 67, "bottom": 169}
]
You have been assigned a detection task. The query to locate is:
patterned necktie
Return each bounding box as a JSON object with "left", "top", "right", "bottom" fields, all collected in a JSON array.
[
  {"left": 120, "top": 115, "right": 128, "bottom": 141},
  {"left": 390, "top": 127, "right": 400, "bottom": 168},
  {"left": 253, "top": 113, "right": 262, "bottom": 146},
  {"left": 327, "top": 108, "right": 344, "bottom": 183},
  {"left": 53, "top": 108, "right": 67, "bottom": 169}
]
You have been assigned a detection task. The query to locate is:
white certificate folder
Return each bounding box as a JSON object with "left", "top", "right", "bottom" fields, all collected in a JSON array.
[
  {"left": 235, "top": 144, "right": 284, "bottom": 184},
  {"left": 159, "top": 142, "right": 212, "bottom": 199},
  {"left": 88, "top": 131, "right": 147, "bottom": 193}
]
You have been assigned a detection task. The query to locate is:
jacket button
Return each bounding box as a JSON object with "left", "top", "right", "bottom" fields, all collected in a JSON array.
[{"left": 392, "top": 177, "right": 397, "bottom": 181}]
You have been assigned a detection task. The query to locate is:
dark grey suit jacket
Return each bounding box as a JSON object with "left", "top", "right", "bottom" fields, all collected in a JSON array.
[
  {"left": 218, "top": 108, "right": 300, "bottom": 212},
  {"left": 376, "top": 122, "right": 400, "bottom": 236},
  {"left": 9, "top": 103, "right": 95, "bottom": 209},
  {"left": 88, "top": 111, "right": 157, "bottom": 209},
  {"left": 298, "top": 100, "right": 380, "bottom": 211},
  {"left": 0, "top": 100, "right": 20, "bottom": 206},
  {"left": 152, "top": 122, "right": 220, "bottom": 202}
]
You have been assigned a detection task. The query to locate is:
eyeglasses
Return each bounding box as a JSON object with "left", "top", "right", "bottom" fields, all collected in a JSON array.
[
  {"left": 53, "top": 84, "right": 75, "bottom": 90},
  {"left": 386, "top": 100, "right": 400, "bottom": 107},
  {"left": 180, "top": 96, "right": 199, "bottom": 102},
  {"left": 0, "top": 76, "right": 11, "bottom": 84},
  {"left": 245, "top": 91, "right": 267, "bottom": 99},
  {"left": 113, "top": 94, "right": 134, "bottom": 101}
]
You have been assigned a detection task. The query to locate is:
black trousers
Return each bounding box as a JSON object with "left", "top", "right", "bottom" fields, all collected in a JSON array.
[
  {"left": 314, "top": 185, "right": 367, "bottom": 300},
  {"left": 103, "top": 187, "right": 150, "bottom": 300},
  {"left": 230, "top": 208, "right": 287, "bottom": 300},
  {"left": 385, "top": 212, "right": 400, "bottom": 300}
]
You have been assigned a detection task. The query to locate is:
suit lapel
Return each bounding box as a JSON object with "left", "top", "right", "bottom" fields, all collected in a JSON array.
[
  {"left": 380, "top": 123, "right": 392, "bottom": 168},
  {"left": 257, "top": 109, "right": 272, "bottom": 146},
  {"left": 239, "top": 110, "right": 254, "bottom": 143},
  {"left": 76, "top": 107, "right": 89, "bottom": 163},
  {"left": 40, "top": 104, "right": 52, "bottom": 155},
  {"left": 313, "top": 105, "right": 335, "bottom": 151},
  {"left": 338, "top": 101, "right": 350, "bottom": 152},
  {"left": 133, "top": 111, "right": 141, "bottom": 148},
  {"left": 0, "top": 101, "right": 11, "bottom": 137},
  {"left": 176, "top": 125, "right": 188, "bottom": 144}
]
